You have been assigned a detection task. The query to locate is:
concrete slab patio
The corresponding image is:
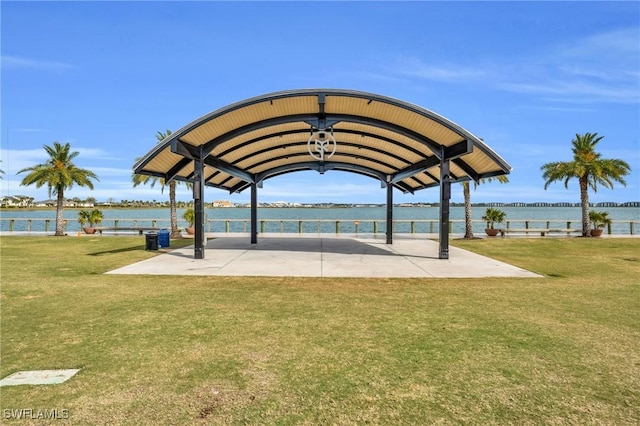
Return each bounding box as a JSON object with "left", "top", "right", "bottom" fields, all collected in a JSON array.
[
  {"left": 0, "top": 369, "right": 80, "bottom": 387},
  {"left": 106, "top": 235, "right": 541, "bottom": 278}
]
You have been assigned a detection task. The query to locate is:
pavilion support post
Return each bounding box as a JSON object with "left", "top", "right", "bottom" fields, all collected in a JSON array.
[
  {"left": 386, "top": 181, "right": 393, "bottom": 244},
  {"left": 193, "top": 157, "right": 205, "bottom": 259},
  {"left": 250, "top": 182, "right": 257, "bottom": 244},
  {"left": 439, "top": 159, "right": 451, "bottom": 259}
]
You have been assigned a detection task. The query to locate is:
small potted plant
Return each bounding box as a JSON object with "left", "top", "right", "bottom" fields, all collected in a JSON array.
[
  {"left": 78, "top": 209, "right": 103, "bottom": 234},
  {"left": 588, "top": 210, "right": 611, "bottom": 237},
  {"left": 182, "top": 208, "right": 195, "bottom": 235},
  {"left": 482, "top": 207, "right": 506, "bottom": 237}
]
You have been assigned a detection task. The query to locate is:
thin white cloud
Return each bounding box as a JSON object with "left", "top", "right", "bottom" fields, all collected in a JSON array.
[
  {"left": 1, "top": 55, "right": 75, "bottom": 71},
  {"left": 341, "top": 70, "right": 408, "bottom": 84},
  {"left": 380, "top": 27, "right": 640, "bottom": 104},
  {"left": 90, "top": 166, "right": 133, "bottom": 177},
  {"left": 517, "top": 104, "right": 598, "bottom": 113},
  {"left": 11, "top": 128, "right": 51, "bottom": 133},
  {"left": 388, "top": 56, "right": 486, "bottom": 83},
  {"left": 0, "top": 149, "right": 50, "bottom": 175},
  {"left": 75, "top": 147, "right": 121, "bottom": 161},
  {"left": 560, "top": 27, "right": 640, "bottom": 61},
  {"left": 500, "top": 27, "right": 639, "bottom": 103},
  {"left": 0, "top": 147, "right": 118, "bottom": 178},
  {"left": 499, "top": 80, "right": 639, "bottom": 104}
]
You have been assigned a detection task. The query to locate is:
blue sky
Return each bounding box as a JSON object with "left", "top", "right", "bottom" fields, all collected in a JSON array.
[{"left": 1, "top": 1, "right": 639, "bottom": 205}]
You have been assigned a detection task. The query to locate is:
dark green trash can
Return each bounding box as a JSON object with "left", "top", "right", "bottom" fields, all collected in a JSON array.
[{"left": 145, "top": 232, "right": 158, "bottom": 250}]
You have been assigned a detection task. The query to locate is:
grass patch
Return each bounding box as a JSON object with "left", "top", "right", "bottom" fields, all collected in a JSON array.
[{"left": 1, "top": 236, "right": 639, "bottom": 424}]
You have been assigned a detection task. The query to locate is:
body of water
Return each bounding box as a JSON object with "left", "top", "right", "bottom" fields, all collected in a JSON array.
[{"left": 1, "top": 207, "right": 639, "bottom": 234}]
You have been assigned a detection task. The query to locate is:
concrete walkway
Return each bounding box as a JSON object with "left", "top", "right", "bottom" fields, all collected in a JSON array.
[{"left": 106, "top": 235, "right": 541, "bottom": 278}]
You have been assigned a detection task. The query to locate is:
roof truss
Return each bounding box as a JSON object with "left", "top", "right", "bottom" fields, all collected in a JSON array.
[{"left": 134, "top": 89, "right": 511, "bottom": 194}]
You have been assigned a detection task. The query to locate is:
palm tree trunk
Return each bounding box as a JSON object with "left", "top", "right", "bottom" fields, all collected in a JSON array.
[
  {"left": 463, "top": 182, "right": 474, "bottom": 239},
  {"left": 169, "top": 181, "right": 180, "bottom": 238},
  {"left": 580, "top": 176, "right": 590, "bottom": 237},
  {"left": 55, "top": 189, "right": 65, "bottom": 236}
]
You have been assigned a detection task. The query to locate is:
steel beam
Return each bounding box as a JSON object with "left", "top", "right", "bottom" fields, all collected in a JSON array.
[
  {"left": 193, "top": 157, "right": 205, "bottom": 259},
  {"left": 452, "top": 157, "right": 480, "bottom": 183},
  {"left": 203, "top": 156, "right": 255, "bottom": 184},
  {"left": 165, "top": 158, "right": 192, "bottom": 182},
  {"left": 246, "top": 150, "right": 399, "bottom": 180},
  {"left": 228, "top": 139, "right": 413, "bottom": 171},
  {"left": 443, "top": 139, "right": 473, "bottom": 160},
  {"left": 254, "top": 161, "right": 389, "bottom": 187},
  {"left": 199, "top": 113, "right": 444, "bottom": 159},
  {"left": 251, "top": 183, "right": 257, "bottom": 244},
  {"left": 386, "top": 181, "right": 393, "bottom": 244},
  {"left": 438, "top": 159, "right": 451, "bottom": 259},
  {"left": 390, "top": 157, "right": 440, "bottom": 184},
  {"left": 171, "top": 139, "right": 200, "bottom": 159},
  {"left": 228, "top": 181, "right": 251, "bottom": 194}
]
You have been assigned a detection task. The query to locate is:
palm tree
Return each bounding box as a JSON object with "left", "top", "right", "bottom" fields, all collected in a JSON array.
[
  {"left": 462, "top": 176, "right": 509, "bottom": 239},
  {"left": 482, "top": 207, "right": 507, "bottom": 229},
  {"left": 541, "top": 132, "right": 631, "bottom": 237},
  {"left": 18, "top": 142, "right": 99, "bottom": 236},
  {"left": 133, "top": 130, "right": 190, "bottom": 238},
  {"left": 78, "top": 208, "right": 103, "bottom": 233}
]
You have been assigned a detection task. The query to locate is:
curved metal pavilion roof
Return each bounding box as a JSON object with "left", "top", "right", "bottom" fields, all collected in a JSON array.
[{"left": 134, "top": 89, "right": 511, "bottom": 193}]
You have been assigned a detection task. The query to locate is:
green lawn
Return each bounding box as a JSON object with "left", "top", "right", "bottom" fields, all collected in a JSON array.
[{"left": 1, "top": 236, "right": 638, "bottom": 424}]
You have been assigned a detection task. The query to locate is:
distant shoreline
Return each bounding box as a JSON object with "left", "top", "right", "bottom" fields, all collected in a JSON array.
[{"left": 2, "top": 203, "right": 639, "bottom": 211}]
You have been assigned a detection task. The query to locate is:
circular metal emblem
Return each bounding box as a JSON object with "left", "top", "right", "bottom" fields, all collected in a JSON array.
[{"left": 307, "top": 130, "right": 337, "bottom": 161}]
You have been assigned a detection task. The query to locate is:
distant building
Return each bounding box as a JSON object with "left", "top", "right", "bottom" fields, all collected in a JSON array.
[
  {"left": 37, "top": 199, "right": 57, "bottom": 207},
  {"left": 1, "top": 195, "right": 34, "bottom": 207},
  {"left": 271, "top": 201, "right": 290, "bottom": 207},
  {"left": 64, "top": 200, "right": 95, "bottom": 208},
  {"left": 211, "top": 200, "right": 233, "bottom": 208}
]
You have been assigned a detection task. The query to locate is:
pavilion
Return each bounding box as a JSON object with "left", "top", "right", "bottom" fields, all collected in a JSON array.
[{"left": 134, "top": 89, "right": 511, "bottom": 259}]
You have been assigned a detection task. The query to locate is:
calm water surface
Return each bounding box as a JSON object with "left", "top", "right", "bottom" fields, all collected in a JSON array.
[{"left": 2, "top": 207, "right": 639, "bottom": 234}]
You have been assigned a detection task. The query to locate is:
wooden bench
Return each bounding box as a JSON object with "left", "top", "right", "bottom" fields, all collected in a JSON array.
[
  {"left": 499, "top": 228, "right": 582, "bottom": 237},
  {"left": 94, "top": 227, "right": 164, "bottom": 235}
]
